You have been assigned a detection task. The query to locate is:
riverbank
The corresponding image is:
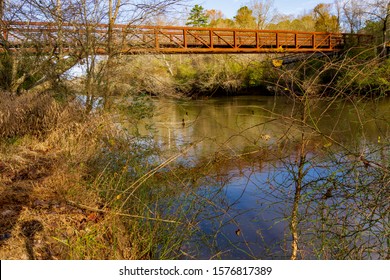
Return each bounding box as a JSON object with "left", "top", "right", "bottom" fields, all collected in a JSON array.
[
  {"left": 0, "top": 91, "right": 121, "bottom": 259},
  {"left": 0, "top": 91, "right": 222, "bottom": 259},
  {"left": 1, "top": 90, "right": 389, "bottom": 259},
  {"left": 63, "top": 51, "right": 389, "bottom": 101},
  {"left": 0, "top": 91, "right": 187, "bottom": 259}
]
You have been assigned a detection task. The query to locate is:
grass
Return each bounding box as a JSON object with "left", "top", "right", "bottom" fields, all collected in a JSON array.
[
  {"left": 0, "top": 90, "right": 203, "bottom": 259},
  {"left": 1, "top": 89, "right": 387, "bottom": 260}
]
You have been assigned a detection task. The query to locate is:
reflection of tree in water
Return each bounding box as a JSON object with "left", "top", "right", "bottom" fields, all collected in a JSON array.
[
  {"left": 298, "top": 150, "right": 389, "bottom": 259},
  {"left": 258, "top": 143, "right": 389, "bottom": 259},
  {"left": 177, "top": 96, "right": 389, "bottom": 259},
  {"left": 258, "top": 58, "right": 390, "bottom": 259},
  {"left": 142, "top": 85, "right": 389, "bottom": 259}
]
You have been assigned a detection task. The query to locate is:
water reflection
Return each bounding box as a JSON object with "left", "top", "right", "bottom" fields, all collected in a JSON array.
[
  {"left": 140, "top": 95, "right": 389, "bottom": 259},
  {"left": 149, "top": 96, "right": 389, "bottom": 156}
]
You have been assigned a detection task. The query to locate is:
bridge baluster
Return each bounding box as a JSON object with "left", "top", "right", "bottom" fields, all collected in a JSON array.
[{"left": 0, "top": 21, "right": 374, "bottom": 54}]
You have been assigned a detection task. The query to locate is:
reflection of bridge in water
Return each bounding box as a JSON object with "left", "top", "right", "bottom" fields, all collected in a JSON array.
[{"left": 1, "top": 21, "right": 373, "bottom": 55}]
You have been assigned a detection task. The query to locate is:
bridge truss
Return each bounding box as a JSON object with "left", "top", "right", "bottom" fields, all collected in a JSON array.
[{"left": 0, "top": 21, "right": 373, "bottom": 55}]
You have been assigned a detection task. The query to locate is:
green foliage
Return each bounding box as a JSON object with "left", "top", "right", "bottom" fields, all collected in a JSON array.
[
  {"left": 347, "top": 59, "right": 390, "bottom": 95},
  {"left": 246, "top": 62, "right": 265, "bottom": 87},
  {"left": 292, "top": 15, "right": 316, "bottom": 31},
  {"left": 313, "top": 4, "right": 339, "bottom": 32},
  {"left": 234, "top": 6, "right": 256, "bottom": 29},
  {"left": 175, "top": 60, "right": 198, "bottom": 92},
  {"left": 209, "top": 18, "right": 235, "bottom": 28},
  {"left": 362, "top": 20, "right": 385, "bottom": 45},
  {"left": 267, "top": 4, "right": 339, "bottom": 32},
  {"left": 267, "top": 15, "right": 315, "bottom": 31},
  {"left": 206, "top": 9, "right": 235, "bottom": 28},
  {"left": 0, "top": 54, "right": 13, "bottom": 90},
  {"left": 186, "top": 5, "right": 209, "bottom": 27}
]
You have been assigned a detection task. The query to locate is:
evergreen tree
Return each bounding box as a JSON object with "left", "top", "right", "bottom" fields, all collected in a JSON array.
[{"left": 186, "top": 5, "right": 209, "bottom": 27}]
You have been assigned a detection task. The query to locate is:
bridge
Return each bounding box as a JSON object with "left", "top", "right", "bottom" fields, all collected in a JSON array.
[{"left": 1, "top": 21, "right": 373, "bottom": 55}]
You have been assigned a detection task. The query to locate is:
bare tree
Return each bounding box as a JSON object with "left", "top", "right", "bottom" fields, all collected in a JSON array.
[
  {"left": 267, "top": 46, "right": 390, "bottom": 259},
  {"left": 1, "top": 0, "right": 186, "bottom": 99},
  {"left": 339, "top": 0, "right": 390, "bottom": 55},
  {"left": 338, "top": 0, "right": 365, "bottom": 33},
  {"left": 248, "top": 0, "right": 275, "bottom": 29}
]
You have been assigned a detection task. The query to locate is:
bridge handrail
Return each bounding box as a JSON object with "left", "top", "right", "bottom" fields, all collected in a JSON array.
[
  {"left": 0, "top": 20, "right": 374, "bottom": 38},
  {"left": 0, "top": 20, "right": 374, "bottom": 54}
]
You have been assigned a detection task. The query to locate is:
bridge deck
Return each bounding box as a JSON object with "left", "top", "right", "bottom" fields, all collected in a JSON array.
[{"left": 1, "top": 21, "right": 373, "bottom": 54}]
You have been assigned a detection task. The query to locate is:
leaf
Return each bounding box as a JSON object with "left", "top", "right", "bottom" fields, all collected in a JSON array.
[{"left": 323, "top": 142, "right": 332, "bottom": 148}]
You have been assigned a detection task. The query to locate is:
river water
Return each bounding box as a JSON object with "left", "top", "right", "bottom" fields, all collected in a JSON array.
[{"left": 136, "top": 95, "right": 389, "bottom": 259}]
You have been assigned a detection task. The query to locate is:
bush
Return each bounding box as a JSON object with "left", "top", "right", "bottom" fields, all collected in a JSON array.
[{"left": 0, "top": 91, "right": 61, "bottom": 139}]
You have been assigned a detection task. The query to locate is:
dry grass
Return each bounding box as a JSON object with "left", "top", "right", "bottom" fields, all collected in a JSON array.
[
  {"left": 0, "top": 92, "right": 63, "bottom": 139},
  {"left": 0, "top": 90, "right": 201, "bottom": 260},
  {"left": 0, "top": 91, "right": 136, "bottom": 259}
]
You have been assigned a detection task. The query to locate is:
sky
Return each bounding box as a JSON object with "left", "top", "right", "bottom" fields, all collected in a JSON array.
[{"left": 189, "top": 0, "right": 335, "bottom": 18}]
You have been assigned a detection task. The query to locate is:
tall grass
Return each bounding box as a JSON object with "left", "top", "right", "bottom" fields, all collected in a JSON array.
[
  {"left": 0, "top": 91, "right": 62, "bottom": 139},
  {"left": 0, "top": 90, "right": 208, "bottom": 259}
]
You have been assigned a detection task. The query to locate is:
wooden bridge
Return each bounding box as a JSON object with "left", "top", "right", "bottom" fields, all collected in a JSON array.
[{"left": 0, "top": 21, "right": 373, "bottom": 55}]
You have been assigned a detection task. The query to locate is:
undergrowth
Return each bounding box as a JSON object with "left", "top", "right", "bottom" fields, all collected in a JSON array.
[{"left": 0, "top": 91, "right": 202, "bottom": 259}]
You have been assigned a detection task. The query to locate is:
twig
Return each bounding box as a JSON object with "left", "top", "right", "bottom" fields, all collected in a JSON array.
[{"left": 66, "top": 199, "right": 181, "bottom": 224}]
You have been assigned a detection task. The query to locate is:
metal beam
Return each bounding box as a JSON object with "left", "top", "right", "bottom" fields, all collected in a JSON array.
[{"left": 0, "top": 21, "right": 374, "bottom": 55}]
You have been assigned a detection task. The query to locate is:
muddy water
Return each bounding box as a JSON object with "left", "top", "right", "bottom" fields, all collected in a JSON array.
[
  {"left": 151, "top": 96, "right": 388, "bottom": 154},
  {"left": 145, "top": 95, "right": 390, "bottom": 259}
]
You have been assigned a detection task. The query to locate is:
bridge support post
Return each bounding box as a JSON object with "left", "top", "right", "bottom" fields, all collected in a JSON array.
[
  {"left": 312, "top": 34, "right": 316, "bottom": 49},
  {"left": 183, "top": 28, "right": 187, "bottom": 48},
  {"left": 154, "top": 28, "right": 159, "bottom": 49},
  {"left": 294, "top": 33, "right": 297, "bottom": 49},
  {"left": 209, "top": 30, "right": 213, "bottom": 49}
]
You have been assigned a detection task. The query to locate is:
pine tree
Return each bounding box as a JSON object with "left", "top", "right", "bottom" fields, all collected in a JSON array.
[{"left": 186, "top": 5, "right": 209, "bottom": 27}]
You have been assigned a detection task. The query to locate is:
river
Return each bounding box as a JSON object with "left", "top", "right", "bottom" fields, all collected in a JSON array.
[{"left": 131, "top": 95, "right": 389, "bottom": 259}]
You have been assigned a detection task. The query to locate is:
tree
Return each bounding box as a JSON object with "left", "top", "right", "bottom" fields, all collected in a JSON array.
[
  {"left": 210, "top": 18, "right": 235, "bottom": 28},
  {"left": 340, "top": 0, "right": 390, "bottom": 56},
  {"left": 1, "top": 0, "right": 185, "bottom": 98},
  {"left": 205, "top": 9, "right": 223, "bottom": 25},
  {"left": 267, "top": 13, "right": 315, "bottom": 31},
  {"left": 313, "top": 3, "right": 339, "bottom": 32},
  {"left": 248, "top": 0, "right": 275, "bottom": 29},
  {"left": 206, "top": 9, "right": 235, "bottom": 28},
  {"left": 234, "top": 6, "right": 256, "bottom": 29},
  {"left": 186, "top": 4, "right": 209, "bottom": 27},
  {"left": 365, "top": 0, "right": 390, "bottom": 57},
  {"left": 338, "top": 0, "right": 365, "bottom": 33}
]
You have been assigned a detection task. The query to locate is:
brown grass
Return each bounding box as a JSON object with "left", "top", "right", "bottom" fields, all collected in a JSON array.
[
  {"left": 0, "top": 91, "right": 135, "bottom": 259},
  {"left": 0, "top": 92, "right": 63, "bottom": 139}
]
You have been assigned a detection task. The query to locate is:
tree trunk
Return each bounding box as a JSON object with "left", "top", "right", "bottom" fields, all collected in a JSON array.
[
  {"left": 103, "top": 0, "right": 122, "bottom": 109},
  {"left": 0, "top": 0, "right": 4, "bottom": 20},
  {"left": 10, "top": 57, "right": 24, "bottom": 95},
  {"left": 381, "top": 2, "right": 390, "bottom": 57},
  {"left": 290, "top": 98, "right": 309, "bottom": 260},
  {"left": 290, "top": 139, "right": 306, "bottom": 260}
]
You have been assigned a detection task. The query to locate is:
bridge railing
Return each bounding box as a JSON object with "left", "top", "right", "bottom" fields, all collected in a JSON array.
[{"left": 0, "top": 21, "right": 374, "bottom": 54}]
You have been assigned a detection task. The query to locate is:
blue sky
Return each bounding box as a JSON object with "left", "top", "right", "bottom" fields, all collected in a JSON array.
[{"left": 190, "top": 0, "right": 334, "bottom": 18}]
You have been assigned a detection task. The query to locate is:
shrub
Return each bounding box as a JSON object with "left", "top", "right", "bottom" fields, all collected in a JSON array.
[{"left": 0, "top": 91, "right": 61, "bottom": 139}]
